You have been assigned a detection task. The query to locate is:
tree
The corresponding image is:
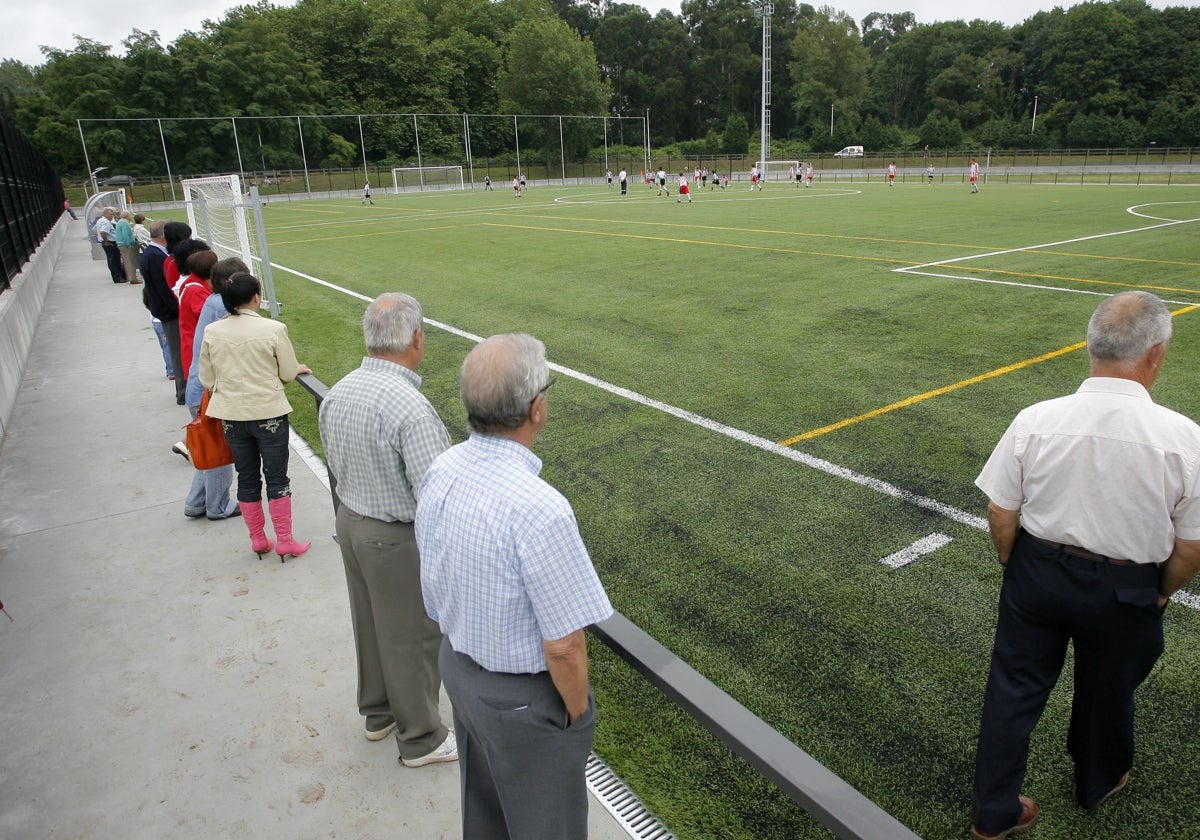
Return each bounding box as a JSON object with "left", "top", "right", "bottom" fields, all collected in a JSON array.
[
  {"left": 788, "top": 7, "right": 869, "bottom": 143},
  {"left": 723, "top": 112, "right": 749, "bottom": 153}
]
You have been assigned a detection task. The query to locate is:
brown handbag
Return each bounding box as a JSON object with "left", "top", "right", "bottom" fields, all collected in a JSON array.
[{"left": 185, "top": 389, "right": 234, "bottom": 470}]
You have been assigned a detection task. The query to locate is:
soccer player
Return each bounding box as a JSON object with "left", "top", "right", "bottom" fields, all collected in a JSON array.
[
  {"left": 606, "top": 169, "right": 613, "bottom": 187},
  {"left": 483, "top": 174, "right": 493, "bottom": 191},
  {"left": 676, "top": 172, "right": 692, "bottom": 204},
  {"left": 362, "top": 181, "right": 374, "bottom": 205},
  {"left": 927, "top": 164, "right": 935, "bottom": 184},
  {"left": 512, "top": 175, "right": 521, "bottom": 197},
  {"left": 887, "top": 161, "right": 897, "bottom": 187},
  {"left": 657, "top": 168, "right": 670, "bottom": 196},
  {"left": 970, "top": 158, "right": 981, "bottom": 193},
  {"left": 805, "top": 163, "right": 814, "bottom": 188},
  {"left": 749, "top": 165, "right": 760, "bottom": 191}
]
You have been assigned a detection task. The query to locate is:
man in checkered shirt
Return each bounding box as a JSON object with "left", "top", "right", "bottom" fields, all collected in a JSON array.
[
  {"left": 417, "top": 333, "right": 614, "bottom": 839},
  {"left": 319, "top": 293, "right": 458, "bottom": 768}
]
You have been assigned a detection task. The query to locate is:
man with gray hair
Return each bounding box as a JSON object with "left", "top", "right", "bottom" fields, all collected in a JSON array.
[
  {"left": 970, "top": 291, "right": 1200, "bottom": 839},
  {"left": 317, "top": 293, "right": 457, "bottom": 768},
  {"left": 416, "top": 333, "right": 613, "bottom": 839}
]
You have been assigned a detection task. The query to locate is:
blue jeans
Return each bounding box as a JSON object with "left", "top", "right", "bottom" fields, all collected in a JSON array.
[
  {"left": 152, "top": 319, "right": 173, "bottom": 377},
  {"left": 221, "top": 416, "right": 292, "bottom": 503},
  {"left": 185, "top": 404, "right": 236, "bottom": 517}
]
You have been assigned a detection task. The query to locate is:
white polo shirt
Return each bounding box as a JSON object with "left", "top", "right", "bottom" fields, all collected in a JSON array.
[{"left": 977, "top": 377, "right": 1200, "bottom": 564}]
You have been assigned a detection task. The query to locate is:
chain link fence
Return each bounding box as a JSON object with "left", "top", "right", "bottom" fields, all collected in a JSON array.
[{"left": 0, "top": 114, "right": 65, "bottom": 293}]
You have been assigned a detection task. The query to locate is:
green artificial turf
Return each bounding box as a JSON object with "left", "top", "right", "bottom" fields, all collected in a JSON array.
[{"left": 264, "top": 181, "right": 1200, "bottom": 839}]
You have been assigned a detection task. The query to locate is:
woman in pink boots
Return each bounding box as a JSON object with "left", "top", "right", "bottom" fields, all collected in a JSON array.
[{"left": 198, "top": 272, "right": 313, "bottom": 561}]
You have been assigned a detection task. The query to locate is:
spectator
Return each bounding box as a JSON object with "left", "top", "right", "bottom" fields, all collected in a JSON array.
[{"left": 417, "top": 333, "right": 613, "bottom": 839}]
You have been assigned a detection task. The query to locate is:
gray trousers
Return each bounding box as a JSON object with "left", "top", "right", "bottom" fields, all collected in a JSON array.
[
  {"left": 336, "top": 504, "right": 446, "bottom": 760},
  {"left": 440, "top": 639, "right": 596, "bottom": 840}
]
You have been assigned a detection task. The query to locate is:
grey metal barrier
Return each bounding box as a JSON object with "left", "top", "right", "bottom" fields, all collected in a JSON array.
[{"left": 294, "top": 372, "right": 921, "bottom": 840}]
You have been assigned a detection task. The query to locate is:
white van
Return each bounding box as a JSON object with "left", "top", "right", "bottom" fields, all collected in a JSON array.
[{"left": 833, "top": 145, "right": 864, "bottom": 158}]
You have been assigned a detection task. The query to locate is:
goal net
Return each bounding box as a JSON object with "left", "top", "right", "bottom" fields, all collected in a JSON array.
[
  {"left": 756, "top": 160, "right": 802, "bottom": 182},
  {"left": 182, "top": 174, "right": 280, "bottom": 315},
  {"left": 183, "top": 175, "right": 256, "bottom": 266},
  {"left": 391, "top": 165, "right": 465, "bottom": 193}
]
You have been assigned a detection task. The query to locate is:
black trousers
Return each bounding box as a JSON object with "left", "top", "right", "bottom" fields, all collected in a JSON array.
[
  {"left": 971, "top": 531, "right": 1163, "bottom": 832},
  {"left": 102, "top": 242, "right": 124, "bottom": 282}
]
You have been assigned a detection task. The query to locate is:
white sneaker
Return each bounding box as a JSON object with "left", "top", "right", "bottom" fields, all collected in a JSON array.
[
  {"left": 401, "top": 730, "right": 458, "bottom": 767},
  {"left": 172, "top": 441, "right": 191, "bottom": 463}
]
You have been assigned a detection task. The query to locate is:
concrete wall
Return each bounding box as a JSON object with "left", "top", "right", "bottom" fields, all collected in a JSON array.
[{"left": 0, "top": 216, "right": 67, "bottom": 449}]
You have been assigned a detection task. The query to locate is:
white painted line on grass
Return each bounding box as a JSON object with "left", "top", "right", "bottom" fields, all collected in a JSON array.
[
  {"left": 881, "top": 533, "right": 954, "bottom": 568},
  {"left": 272, "top": 261, "right": 985, "bottom": 532}
]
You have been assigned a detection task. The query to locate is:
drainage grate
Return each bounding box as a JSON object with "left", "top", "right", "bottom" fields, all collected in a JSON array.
[{"left": 586, "top": 753, "right": 675, "bottom": 840}]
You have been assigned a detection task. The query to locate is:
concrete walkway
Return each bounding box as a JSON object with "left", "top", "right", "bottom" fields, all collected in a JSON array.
[{"left": 0, "top": 230, "right": 629, "bottom": 839}]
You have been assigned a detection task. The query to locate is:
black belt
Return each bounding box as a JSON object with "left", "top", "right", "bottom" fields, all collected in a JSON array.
[{"left": 1026, "top": 532, "right": 1146, "bottom": 568}]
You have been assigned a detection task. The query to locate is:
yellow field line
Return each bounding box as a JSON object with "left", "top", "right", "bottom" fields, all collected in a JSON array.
[
  {"left": 504, "top": 212, "right": 995, "bottom": 251},
  {"left": 1034, "top": 249, "right": 1200, "bottom": 268},
  {"left": 932, "top": 264, "right": 1200, "bottom": 296},
  {"left": 269, "top": 223, "right": 472, "bottom": 247},
  {"left": 481, "top": 221, "right": 914, "bottom": 263},
  {"left": 779, "top": 305, "right": 1199, "bottom": 446}
]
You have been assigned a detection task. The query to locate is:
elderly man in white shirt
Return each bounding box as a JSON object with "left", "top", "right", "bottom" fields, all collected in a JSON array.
[{"left": 969, "top": 291, "right": 1200, "bottom": 840}]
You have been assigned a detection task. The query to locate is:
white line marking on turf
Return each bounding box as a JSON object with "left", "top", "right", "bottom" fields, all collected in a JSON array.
[
  {"left": 272, "top": 261, "right": 985, "bottom": 532},
  {"left": 881, "top": 533, "right": 953, "bottom": 568},
  {"left": 1172, "top": 590, "right": 1200, "bottom": 609},
  {"left": 276, "top": 261, "right": 1200, "bottom": 610}
]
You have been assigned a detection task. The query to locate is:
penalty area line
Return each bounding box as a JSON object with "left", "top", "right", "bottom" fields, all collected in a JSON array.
[{"left": 881, "top": 533, "right": 953, "bottom": 569}]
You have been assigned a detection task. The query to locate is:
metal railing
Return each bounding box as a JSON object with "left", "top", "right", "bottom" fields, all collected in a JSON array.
[
  {"left": 0, "top": 114, "right": 65, "bottom": 291},
  {"left": 294, "top": 372, "right": 920, "bottom": 840}
]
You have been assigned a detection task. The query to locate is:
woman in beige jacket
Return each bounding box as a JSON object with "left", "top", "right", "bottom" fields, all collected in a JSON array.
[{"left": 199, "top": 272, "right": 312, "bottom": 561}]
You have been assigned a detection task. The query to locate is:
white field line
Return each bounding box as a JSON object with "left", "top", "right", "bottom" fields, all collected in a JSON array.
[
  {"left": 276, "top": 204, "right": 1200, "bottom": 609},
  {"left": 272, "top": 260, "right": 986, "bottom": 533},
  {"left": 881, "top": 533, "right": 954, "bottom": 568},
  {"left": 894, "top": 206, "right": 1200, "bottom": 300}
]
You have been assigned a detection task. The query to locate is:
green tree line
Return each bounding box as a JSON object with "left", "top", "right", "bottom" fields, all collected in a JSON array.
[{"left": 0, "top": 0, "right": 1196, "bottom": 179}]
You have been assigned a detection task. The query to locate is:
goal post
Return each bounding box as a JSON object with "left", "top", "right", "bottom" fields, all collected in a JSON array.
[
  {"left": 756, "top": 160, "right": 802, "bottom": 182},
  {"left": 391, "top": 165, "right": 465, "bottom": 193},
  {"left": 182, "top": 174, "right": 280, "bottom": 316}
]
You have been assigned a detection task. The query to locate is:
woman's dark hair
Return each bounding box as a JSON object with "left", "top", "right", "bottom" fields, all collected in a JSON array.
[
  {"left": 186, "top": 249, "right": 219, "bottom": 281},
  {"left": 221, "top": 272, "right": 261, "bottom": 315},
  {"left": 163, "top": 221, "right": 192, "bottom": 252},
  {"left": 210, "top": 257, "right": 249, "bottom": 293},
  {"left": 171, "top": 238, "right": 210, "bottom": 273}
]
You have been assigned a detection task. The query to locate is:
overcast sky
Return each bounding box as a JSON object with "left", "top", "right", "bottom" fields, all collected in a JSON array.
[{"left": 3, "top": 0, "right": 1194, "bottom": 69}]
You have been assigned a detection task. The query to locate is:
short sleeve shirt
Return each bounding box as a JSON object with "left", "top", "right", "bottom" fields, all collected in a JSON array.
[
  {"left": 416, "top": 434, "right": 614, "bottom": 673},
  {"left": 976, "top": 377, "right": 1200, "bottom": 563}
]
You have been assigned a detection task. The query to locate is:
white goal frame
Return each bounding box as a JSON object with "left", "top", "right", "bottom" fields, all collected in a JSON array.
[
  {"left": 182, "top": 174, "right": 280, "bottom": 316},
  {"left": 756, "top": 160, "right": 803, "bottom": 182},
  {"left": 391, "top": 165, "right": 465, "bottom": 193}
]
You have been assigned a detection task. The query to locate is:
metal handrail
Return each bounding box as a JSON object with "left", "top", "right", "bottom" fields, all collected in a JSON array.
[{"left": 295, "top": 372, "right": 920, "bottom": 840}]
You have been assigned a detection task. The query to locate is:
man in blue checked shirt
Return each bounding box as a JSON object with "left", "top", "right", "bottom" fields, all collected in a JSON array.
[
  {"left": 319, "top": 293, "right": 458, "bottom": 768},
  {"left": 417, "top": 333, "right": 614, "bottom": 840}
]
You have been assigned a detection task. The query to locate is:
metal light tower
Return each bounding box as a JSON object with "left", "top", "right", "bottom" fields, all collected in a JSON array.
[{"left": 755, "top": 0, "right": 773, "bottom": 171}]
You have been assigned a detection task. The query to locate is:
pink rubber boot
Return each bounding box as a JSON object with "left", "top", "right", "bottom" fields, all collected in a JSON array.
[
  {"left": 240, "top": 500, "right": 275, "bottom": 557},
  {"left": 268, "top": 496, "right": 310, "bottom": 562}
]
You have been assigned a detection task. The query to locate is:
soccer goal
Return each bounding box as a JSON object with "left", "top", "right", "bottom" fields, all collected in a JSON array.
[
  {"left": 182, "top": 174, "right": 280, "bottom": 316},
  {"left": 756, "top": 160, "right": 802, "bottom": 183},
  {"left": 391, "top": 165, "right": 465, "bottom": 193}
]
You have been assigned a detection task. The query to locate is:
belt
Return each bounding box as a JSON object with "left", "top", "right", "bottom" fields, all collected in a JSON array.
[{"left": 1025, "top": 532, "right": 1146, "bottom": 568}]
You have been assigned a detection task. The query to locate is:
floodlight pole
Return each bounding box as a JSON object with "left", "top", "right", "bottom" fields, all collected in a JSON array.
[
  {"left": 1031, "top": 95, "right": 1039, "bottom": 135},
  {"left": 756, "top": 0, "right": 773, "bottom": 173},
  {"left": 413, "top": 114, "right": 424, "bottom": 187}
]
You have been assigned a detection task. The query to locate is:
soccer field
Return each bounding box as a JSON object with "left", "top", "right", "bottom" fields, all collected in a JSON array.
[{"left": 261, "top": 181, "right": 1200, "bottom": 839}]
